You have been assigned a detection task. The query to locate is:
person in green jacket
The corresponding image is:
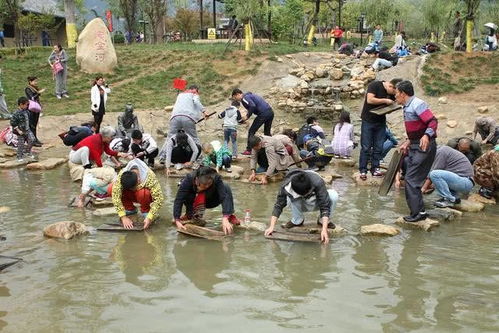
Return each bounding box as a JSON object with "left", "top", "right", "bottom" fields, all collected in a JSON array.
[{"left": 202, "top": 140, "right": 232, "bottom": 173}]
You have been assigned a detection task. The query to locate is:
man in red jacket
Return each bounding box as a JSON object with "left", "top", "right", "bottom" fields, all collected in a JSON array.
[{"left": 69, "top": 126, "right": 126, "bottom": 168}]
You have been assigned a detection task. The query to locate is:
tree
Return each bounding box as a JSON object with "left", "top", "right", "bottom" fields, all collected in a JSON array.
[
  {"left": 271, "top": 0, "right": 304, "bottom": 42},
  {"left": 119, "top": 0, "right": 138, "bottom": 34},
  {"left": 464, "top": 0, "right": 480, "bottom": 52},
  {"left": 0, "top": 0, "right": 21, "bottom": 47},
  {"left": 421, "top": 0, "right": 454, "bottom": 37},
  {"left": 138, "top": 0, "right": 167, "bottom": 43},
  {"left": 63, "top": 0, "right": 78, "bottom": 48}
]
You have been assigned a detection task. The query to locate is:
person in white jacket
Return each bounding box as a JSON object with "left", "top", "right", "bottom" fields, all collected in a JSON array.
[
  {"left": 90, "top": 76, "right": 111, "bottom": 133},
  {"left": 131, "top": 129, "right": 159, "bottom": 168}
]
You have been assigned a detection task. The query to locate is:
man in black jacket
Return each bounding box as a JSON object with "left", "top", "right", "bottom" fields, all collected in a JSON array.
[
  {"left": 173, "top": 166, "right": 239, "bottom": 235},
  {"left": 264, "top": 169, "right": 339, "bottom": 243}
]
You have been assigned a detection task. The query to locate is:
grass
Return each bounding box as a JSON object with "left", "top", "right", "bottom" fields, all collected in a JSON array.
[
  {"left": 0, "top": 42, "right": 332, "bottom": 116},
  {"left": 420, "top": 51, "right": 499, "bottom": 96}
]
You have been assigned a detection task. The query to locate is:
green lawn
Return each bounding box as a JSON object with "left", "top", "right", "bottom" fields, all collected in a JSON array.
[{"left": 0, "top": 42, "right": 333, "bottom": 116}]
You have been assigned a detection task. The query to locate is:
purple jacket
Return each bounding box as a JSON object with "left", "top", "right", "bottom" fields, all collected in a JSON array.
[{"left": 241, "top": 92, "right": 273, "bottom": 118}]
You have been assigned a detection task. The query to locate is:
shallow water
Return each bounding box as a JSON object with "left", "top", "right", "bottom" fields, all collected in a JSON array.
[{"left": 1, "top": 165, "right": 498, "bottom": 332}]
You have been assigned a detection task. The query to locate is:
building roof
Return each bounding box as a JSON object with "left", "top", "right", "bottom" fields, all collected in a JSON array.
[{"left": 22, "top": 0, "right": 65, "bottom": 18}]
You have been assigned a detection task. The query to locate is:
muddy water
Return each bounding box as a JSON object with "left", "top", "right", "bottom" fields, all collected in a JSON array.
[{"left": 1, "top": 166, "right": 498, "bottom": 332}]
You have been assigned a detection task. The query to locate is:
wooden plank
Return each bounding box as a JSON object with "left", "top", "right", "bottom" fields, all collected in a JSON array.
[
  {"left": 378, "top": 150, "right": 403, "bottom": 196},
  {"left": 0, "top": 255, "right": 22, "bottom": 271},
  {"left": 177, "top": 224, "right": 226, "bottom": 240},
  {"left": 96, "top": 223, "right": 144, "bottom": 232},
  {"left": 67, "top": 196, "right": 92, "bottom": 208},
  {"left": 265, "top": 231, "right": 321, "bottom": 243},
  {"left": 369, "top": 104, "right": 402, "bottom": 115}
]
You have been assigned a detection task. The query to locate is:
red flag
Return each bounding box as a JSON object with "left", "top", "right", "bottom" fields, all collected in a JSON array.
[{"left": 106, "top": 10, "right": 113, "bottom": 32}]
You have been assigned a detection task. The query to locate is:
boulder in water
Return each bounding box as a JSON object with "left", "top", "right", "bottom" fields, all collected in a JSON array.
[
  {"left": 26, "top": 158, "right": 67, "bottom": 170},
  {"left": 395, "top": 217, "right": 439, "bottom": 231},
  {"left": 427, "top": 208, "right": 462, "bottom": 221},
  {"left": 43, "top": 221, "right": 89, "bottom": 240},
  {"left": 454, "top": 199, "right": 485, "bottom": 212},
  {"left": 360, "top": 224, "right": 400, "bottom": 236},
  {"left": 76, "top": 18, "right": 118, "bottom": 73},
  {"left": 467, "top": 193, "right": 496, "bottom": 205}
]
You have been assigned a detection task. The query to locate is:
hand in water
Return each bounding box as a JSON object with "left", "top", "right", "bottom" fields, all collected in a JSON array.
[
  {"left": 264, "top": 226, "right": 274, "bottom": 236},
  {"left": 221, "top": 216, "right": 233, "bottom": 235},
  {"left": 143, "top": 218, "right": 152, "bottom": 229},
  {"left": 260, "top": 176, "right": 268, "bottom": 185},
  {"left": 248, "top": 172, "right": 256, "bottom": 182},
  {"left": 321, "top": 229, "right": 330, "bottom": 244},
  {"left": 175, "top": 220, "right": 186, "bottom": 230},
  {"left": 121, "top": 216, "right": 134, "bottom": 229}
]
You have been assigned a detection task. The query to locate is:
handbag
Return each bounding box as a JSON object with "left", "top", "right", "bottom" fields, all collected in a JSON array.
[
  {"left": 28, "top": 100, "right": 42, "bottom": 113},
  {"left": 52, "top": 61, "right": 64, "bottom": 74}
]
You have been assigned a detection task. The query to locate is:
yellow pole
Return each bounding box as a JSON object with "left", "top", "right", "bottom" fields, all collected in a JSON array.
[
  {"left": 466, "top": 20, "right": 473, "bottom": 53},
  {"left": 245, "top": 24, "right": 251, "bottom": 51},
  {"left": 330, "top": 37, "right": 335, "bottom": 46},
  {"left": 249, "top": 22, "right": 254, "bottom": 46},
  {"left": 430, "top": 32, "right": 435, "bottom": 43},
  {"left": 66, "top": 23, "right": 78, "bottom": 48},
  {"left": 307, "top": 25, "right": 316, "bottom": 45}
]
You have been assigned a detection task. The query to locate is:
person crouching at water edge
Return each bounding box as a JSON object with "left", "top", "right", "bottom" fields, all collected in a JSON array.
[
  {"left": 110, "top": 158, "right": 164, "bottom": 229},
  {"left": 248, "top": 135, "right": 294, "bottom": 185},
  {"left": 173, "top": 166, "right": 240, "bottom": 235},
  {"left": 264, "top": 169, "right": 339, "bottom": 244}
]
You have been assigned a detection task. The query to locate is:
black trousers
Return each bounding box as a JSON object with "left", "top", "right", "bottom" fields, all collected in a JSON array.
[
  {"left": 131, "top": 144, "right": 159, "bottom": 165},
  {"left": 28, "top": 111, "right": 40, "bottom": 140},
  {"left": 404, "top": 140, "right": 437, "bottom": 216},
  {"left": 93, "top": 111, "right": 104, "bottom": 134},
  {"left": 246, "top": 111, "right": 274, "bottom": 151},
  {"left": 171, "top": 145, "right": 201, "bottom": 164}
]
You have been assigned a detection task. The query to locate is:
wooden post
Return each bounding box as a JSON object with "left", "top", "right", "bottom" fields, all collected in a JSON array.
[
  {"left": 245, "top": 24, "right": 251, "bottom": 51},
  {"left": 466, "top": 20, "right": 473, "bottom": 52}
]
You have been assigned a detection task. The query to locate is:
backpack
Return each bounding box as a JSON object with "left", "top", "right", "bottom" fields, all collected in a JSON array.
[{"left": 296, "top": 124, "right": 317, "bottom": 148}]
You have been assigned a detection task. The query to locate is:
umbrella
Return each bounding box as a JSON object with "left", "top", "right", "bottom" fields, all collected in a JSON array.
[{"left": 484, "top": 22, "right": 498, "bottom": 30}]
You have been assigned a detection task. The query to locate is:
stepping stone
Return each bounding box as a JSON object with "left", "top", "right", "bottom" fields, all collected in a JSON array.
[
  {"left": 427, "top": 208, "right": 462, "bottom": 221},
  {"left": 240, "top": 173, "right": 285, "bottom": 184},
  {"left": 332, "top": 158, "right": 356, "bottom": 167},
  {"left": 43, "top": 221, "right": 89, "bottom": 240},
  {"left": 467, "top": 193, "right": 496, "bottom": 205},
  {"left": 360, "top": 224, "right": 400, "bottom": 236},
  {"left": 0, "top": 159, "right": 34, "bottom": 169},
  {"left": 26, "top": 158, "right": 68, "bottom": 170},
  {"left": 0, "top": 158, "right": 7, "bottom": 164},
  {"left": 91, "top": 198, "right": 113, "bottom": 208},
  {"left": 177, "top": 223, "right": 227, "bottom": 241},
  {"left": 265, "top": 230, "right": 322, "bottom": 243},
  {"left": 395, "top": 217, "right": 439, "bottom": 231},
  {"left": 0, "top": 206, "right": 10, "bottom": 214},
  {"left": 454, "top": 199, "right": 485, "bottom": 212},
  {"left": 0, "top": 150, "right": 16, "bottom": 158},
  {"left": 92, "top": 207, "right": 116, "bottom": 217},
  {"left": 68, "top": 161, "right": 84, "bottom": 182},
  {"left": 352, "top": 172, "right": 384, "bottom": 186}
]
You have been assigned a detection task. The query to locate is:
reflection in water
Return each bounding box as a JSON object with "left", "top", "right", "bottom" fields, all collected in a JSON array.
[{"left": 173, "top": 238, "right": 232, "bottom": 297}]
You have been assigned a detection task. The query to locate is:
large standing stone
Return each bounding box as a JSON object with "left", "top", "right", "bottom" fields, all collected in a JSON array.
[
  {"left": 360, "top": 224, "right": 400, "bottom": 236},
  {"left": 43, "top": 221, "right": 89, "bottom": 240},
  {"left": 76, "top": 18, "right": 118, "bottom": 73}
]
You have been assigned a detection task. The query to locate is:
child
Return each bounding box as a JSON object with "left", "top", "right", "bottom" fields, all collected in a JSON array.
[
  {"left": 218, "top": 100, "right": 242, "bottom": 158},
  {"left": 10, "top": 97, "right": 35, "bottom": 161},
  {"left": 202, "top": 140, "right": 232, "bottom": 173},
  {"left": 331, "top": 111, "right": 354, "bottom": 159},
  {"left": 131, "top": 130, "right": 159, "bottom": 168}
]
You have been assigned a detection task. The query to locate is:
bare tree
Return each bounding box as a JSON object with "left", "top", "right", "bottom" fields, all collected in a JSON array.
[
  {"left": 119, "top": 0, "right": 138, "bottom": 34},
  {"left": 139, "top": 0, "right": 167, "bottom": 43}
]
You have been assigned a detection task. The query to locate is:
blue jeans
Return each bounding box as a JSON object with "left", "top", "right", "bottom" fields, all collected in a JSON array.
[
  {"left": 287, "top": 189, "right": 339, "bottom": 225},
  {"left": 429, "top": 170, "right": 474, "bottom": 202},
  {"left": 223, "top": 128, "right": 238, "bottom": 156},
  {"left": 359, "top": 120, "right": 385, "bottom": 173},
  {"left": 381, "top": 139, "right": 396, "bottom": 160}
]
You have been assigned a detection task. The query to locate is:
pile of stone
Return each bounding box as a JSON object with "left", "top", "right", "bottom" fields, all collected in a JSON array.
[{"left": 270, "top": 56, "right": 376, "bottom": 119}]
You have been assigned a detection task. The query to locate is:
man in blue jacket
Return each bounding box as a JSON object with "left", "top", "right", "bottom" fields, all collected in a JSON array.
[{"left": 232, "top": 88, "right": 274, "bottom": 155}]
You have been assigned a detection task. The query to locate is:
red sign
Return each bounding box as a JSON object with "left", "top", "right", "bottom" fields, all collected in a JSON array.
[
  {"left": 106, "top": 10, "right": 113, "bottom": 32},
  {"left": 173, "top": 78, "right": 187, "bottom": 91}
]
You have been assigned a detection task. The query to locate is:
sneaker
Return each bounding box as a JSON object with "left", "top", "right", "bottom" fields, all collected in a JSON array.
[
  {"left": 281, "top": 220, "right": 304, "bottom": 229},
  {"left": 83, "top": 164, "right": 92, "bottom": 169},
  {"left": 174, "top": 163, "right": 183, "bottom": 170},
  {"left": 232, "top": 155, "right": 238, "bottom": 161},
  {"left": 403, "top": 211, "right": 428, "bottom": 223},
  {"left": 478, "top": 187, "right": 493, "bottom": 199},
  {"left": 434, "top": 197, "right": 461, "bottom": 208},
  {"left": 360, "top": 172, "right": 367, "bottom": 180},
  {"left": 16, "top": 158, "right": 24, "bottom": 163},
  {"left": 228, "top": 214, "right": 240, "bottom": 225},
  {"left": 225, "top": 167, "right": 232, "bottom": 173},
  {"left": 372, "top": 169, "right": 385, "bottom": 177},
  {"left": 241, "top": 150, "right": 252, "bottom": 156},
  {"left": 23, "top": 154, "right": 37, "bottom": 161},
  {"left": 32, "top": 141, "right": 42, "bottom": 147},
  {"left": 62, "top": 93, "right": 69, "bottom": 98},
  {"left": 56, "top": 94, "right": 62, "bottom": 100}
]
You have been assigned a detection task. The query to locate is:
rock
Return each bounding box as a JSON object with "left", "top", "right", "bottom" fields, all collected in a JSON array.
[
  {"left": 330, "top": 68, "right": 344, "bottom": 80},
  {"left": 477, "top": 106, "right": 488, "bottom": 114},
  {"left": 68, "top": 161, "right": 84, "bottom": 182},
  {"left": 0, "top": 150, "right": 16, "bottom": 158},
  {"left": 26, "top": 158, "right": 67, "bottom": 170},
  {"left": 43, "top": 221, "right": 89, "bottom": 240},
  {"left": 315, "top": 67, "right": 326, "bottom": 78},
  {"left": 299, "top": 80, "right": 309, "bottom": 89},
  {"left": 361, "top": 69, "right": 376, "bottom": 82},
  {"left": 352, "top": 172, "right": 383, "bottom": 186},
  {"left": 360, "top": 224, "right": 400, "bottom": 236},
  {"left": 427, "top": 208, "right": 461, "bottom": 221},
  {"left": 76, "top": 18, "right": 118, "bottom": 73},
  {"left": 333, "top": 104, "right": 343, "bottom": 111},
  {"left": 336, "top": 53, "right": 347, "bottom": 59},
  {"left": 92, "top": 197, "right": 113, "bottom": 208},
  {"left": 436, "top": 114, "right": 447, "bottom": 120},
  {"left": 307, "top": 101, "right": 315, "bottom": 107},
  {"left": 239, "top": 221, "right": 267, "bottom": 232},
  {"left": 333, "top": 158, "right": 356, "bottom": 167},
  {"left": 349, "top": 80, "right": 364, "bottom": 90},
  {"left": 465, "top": 130, "right": 473, "bottom": 135},
  {"left": 164, "top": 105, "right": 174, "bottom": 112},
  {"left": 0, "top": 159, "right": 33, "bottom": 169},
  {"left": 0, "top": 206, "right": 10, "bottom": 214},
  {"left": 468, "top": 193, "right": 496, "bottom": 205},
  {"left": 350, "top": 66, "right": 364, "bottom": 77},
  {"left": 447, "top": 120, "right": 458, "bottom": 128},
  {"left": 276, "top": 57, "right": 283, "bottom": 62},
  {"left": 395, "top": 217, "right": 440, "bottom": 231},
  {"left": 454, "top": 199, "right": 485, "bottom": 212},
  {"left": 438, "top": 96, "right": 448, "bottom": 104},
  {"left": 285, "top": 55, "right": 293, "bottom": 59},
  {"left": 92, "top": 207, "right": 117, "bottom": 217}
]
